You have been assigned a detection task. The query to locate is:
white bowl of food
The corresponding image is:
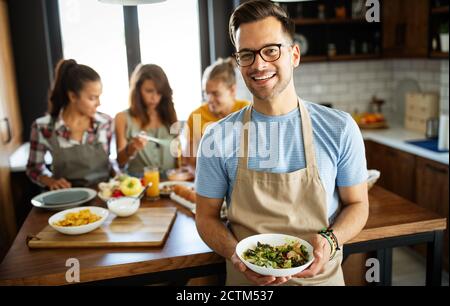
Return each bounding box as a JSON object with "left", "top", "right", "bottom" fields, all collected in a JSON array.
[
  {"left": 49, "top": 206, "right": 109, "bottom": 235},
  {"left": 107, "top": 197, "right": 140, "bottom": 217},
  {"left": 236, "top": 233, "right": 314, "bottom": 277}
]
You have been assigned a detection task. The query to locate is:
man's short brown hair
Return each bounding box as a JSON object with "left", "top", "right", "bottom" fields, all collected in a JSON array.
[{"left": 229, "top": 0, "right": 295, "bottom": 48}]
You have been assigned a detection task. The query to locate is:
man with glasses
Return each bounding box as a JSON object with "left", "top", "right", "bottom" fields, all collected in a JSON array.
[{"left": 195, "top": 0, "right": 369, "bottom": 286}]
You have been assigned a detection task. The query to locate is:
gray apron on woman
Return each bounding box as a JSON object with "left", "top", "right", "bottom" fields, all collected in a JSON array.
[
  {"left": 124, "top": 110, "right": 175, "bottom": 177},
  {"left": 48, "top": 124, "right": 110, "bottom": 187}
]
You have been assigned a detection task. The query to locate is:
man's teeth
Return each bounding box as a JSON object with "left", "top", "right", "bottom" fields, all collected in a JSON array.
[{"left": 253, "top": 74, "right": 275, "bottom": 80}]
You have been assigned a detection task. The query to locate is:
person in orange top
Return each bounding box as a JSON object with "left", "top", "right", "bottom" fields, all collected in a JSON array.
[{"left": 183, "top": 57, "right": 250, "bottom": 167}]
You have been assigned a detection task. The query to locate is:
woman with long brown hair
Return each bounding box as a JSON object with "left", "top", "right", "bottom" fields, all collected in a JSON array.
[
  {"left": 26, "top": 59, "right": 113, "bottom": 189},
  {"left": 115, "top": 64, "right": 178, "bottom": 177}
]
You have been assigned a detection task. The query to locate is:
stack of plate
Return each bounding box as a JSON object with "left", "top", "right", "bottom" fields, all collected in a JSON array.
[{"left": 31, "top": 188, "right": 97, "bottom": 210}]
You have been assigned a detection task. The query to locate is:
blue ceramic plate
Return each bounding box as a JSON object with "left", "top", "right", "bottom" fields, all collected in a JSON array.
[
  {"left": 42, "top": 190, "right": 90, "bottom": 205},
  {"left": 31, "top": 188, "right": 97, "bottom": 210}
]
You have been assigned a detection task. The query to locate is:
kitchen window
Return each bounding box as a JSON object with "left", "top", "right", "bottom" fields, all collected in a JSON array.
[
  {"left": 58, "top": 0, "right": 202, "bottom": 121},
  {"left": 138, "top": 0, "right": 202, "bottom": 121},
  {"left": 58, "top": 0, "right": 130, "bottom": 117}
]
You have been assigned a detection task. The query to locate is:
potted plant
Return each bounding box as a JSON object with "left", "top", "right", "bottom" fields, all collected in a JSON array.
[{"left": 440, "top": 22, "right": 449, "bottom": 53}]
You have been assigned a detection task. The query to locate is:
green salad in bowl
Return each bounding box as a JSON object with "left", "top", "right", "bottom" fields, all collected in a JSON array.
[
  {"left": 236, "top": 233, "right": 314, "bottom": 277},
  {"left": 243, "top": 240, "right": 310, "bottom": 269}
]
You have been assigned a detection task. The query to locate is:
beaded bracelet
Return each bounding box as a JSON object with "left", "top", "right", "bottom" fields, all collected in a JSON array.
[
  {"left": 318, "top": 228, "right": 340, "bottom": 260},
  {"left": 329, "top": 230, "right": 340, "bottom": 251},
  {"left": 319, "top": 231, "right": 336, "bottom": 259}
]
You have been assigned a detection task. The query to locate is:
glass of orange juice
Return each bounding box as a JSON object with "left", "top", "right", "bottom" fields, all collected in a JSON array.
[{"left": 143, "top": 166, "right": 160, "bottom": 200}]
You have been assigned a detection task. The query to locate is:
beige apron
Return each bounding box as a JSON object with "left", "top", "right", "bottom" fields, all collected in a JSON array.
[{"left": 226, "top": 99, "right": 344, "bottom": 286}]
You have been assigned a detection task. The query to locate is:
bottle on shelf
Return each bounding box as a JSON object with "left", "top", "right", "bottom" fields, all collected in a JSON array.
[
  {"left": 328, "top": 43, "right": 337, "bottom": 56},
  {"left": 432, "top": 38, "right": 438, "bottom": 51},
  {"left": 318, "top": 4, "right": 326, "bottom": 19}
]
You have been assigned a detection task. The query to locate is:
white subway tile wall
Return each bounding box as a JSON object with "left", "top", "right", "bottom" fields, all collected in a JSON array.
[{"left": 295, "top": 59, "right": 448, "bottom": 122}]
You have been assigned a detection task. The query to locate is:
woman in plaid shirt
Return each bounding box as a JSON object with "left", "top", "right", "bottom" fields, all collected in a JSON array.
[{"left": 26, "top": 59, "right": 113, "bottom": 190}]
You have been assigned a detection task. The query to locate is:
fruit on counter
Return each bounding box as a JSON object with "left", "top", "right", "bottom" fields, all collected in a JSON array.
[
  {"left": 352, "top": 112, "right": 385, "bottom": 125},
  {"left": 119, "top": 177, "right": 143, "bottom": 196},
  {"left": 99, "top": 180, "right": 120, "bottom": 199},
  {"left": 98, "top": 175, "right": 144, "bottom": 199},
  {"left": 112, "top": 189, "right": 124, "bottom": 198},
  {"left": 117, "top": 174, "right": 131, "bottom": 182},
  {"left": 100, "top": 188, "right": 113, "bottom": 199}
]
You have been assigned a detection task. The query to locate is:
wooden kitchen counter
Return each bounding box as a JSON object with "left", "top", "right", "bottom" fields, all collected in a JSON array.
[{"left": 0, "top": 185, "right": 446, "bottom": 285}]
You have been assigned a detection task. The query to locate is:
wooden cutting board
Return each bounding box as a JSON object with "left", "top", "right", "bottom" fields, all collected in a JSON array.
[{"left": 27, "top": 207, "right": 177, "bottom": 249}]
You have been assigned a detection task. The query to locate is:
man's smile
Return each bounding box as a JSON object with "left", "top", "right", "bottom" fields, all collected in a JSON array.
[{"left": 250, "top": 72, "right": 277, "bottom": 85}]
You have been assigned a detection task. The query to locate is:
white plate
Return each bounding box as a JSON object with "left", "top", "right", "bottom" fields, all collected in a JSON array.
[
  {"left": 170, "top": 192, "right": 196, "bottom": 213},
  {"left": 159, "top": 181, "right": 195, "bottom": 188},
  {"left": 160, "top": 181, "right": 194, "bottom": 194},
  {"left": 169, "top": 191, "right": 228, "bottom": 219},
  {"left": 31, "top": 188, "right": 97, "bottom": 210},
  {"left": 236, "top": 233, "right": 315, "bottom": 277},
  {"left": 48, "top": 206, "right": 109, "bottom": 235}
]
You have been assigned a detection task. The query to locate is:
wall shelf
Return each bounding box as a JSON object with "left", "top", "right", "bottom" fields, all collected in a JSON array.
[
  {"left": 328, "top": 54, "right": 382, "bottom": 61},
  {"left": 430, "top": 51, "right": 449, "bottom": 59},
  {"left": 293, "top": 18, "right": 367, "bottom": 26},
  {"left": 431, "top": 6, "right": 449, "bottom": 14},
  {"left": 301, "top": 53, "right": 381, "bottom": 63},
  {"left": 301, "top": 55, "right": 328, "bottom": 63},
  {"left": 284, "top": 0, "right": 381, "bottom": 63}
]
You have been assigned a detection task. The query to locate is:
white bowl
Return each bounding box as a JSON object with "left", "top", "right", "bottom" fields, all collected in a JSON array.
[
  {"left": 107, "top": 197, "right": 140, "bottom": 217},
  {"left": 236, "top": 233, "right": 315, "bottom": 277},
  {"left": 48, "top": 206, "right": 109, "bottom": 235},
  {"left": 367, "top": 169, "right": 381, "bottom": 190}
]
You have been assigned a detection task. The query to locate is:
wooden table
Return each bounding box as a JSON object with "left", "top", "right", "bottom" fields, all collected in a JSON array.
[
  {"left": 344, "top": 186, "right": 446, "bottom": 286},
  {"left": 0, "top": 186, "right": 446, "bottom": 286},
  {"left": 0, "top": 197, "right": 224, "bottom": 285}
]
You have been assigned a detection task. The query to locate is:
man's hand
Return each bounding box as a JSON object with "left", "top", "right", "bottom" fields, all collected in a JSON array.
[
  {"left": 230, "top": 253, "right": 292, "bottom": 286},
  {"left": 292, "top": 234, "right": 331, "bottom": 279}
]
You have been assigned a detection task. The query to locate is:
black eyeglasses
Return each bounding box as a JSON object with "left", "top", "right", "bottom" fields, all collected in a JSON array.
[{"left": 233, "top": 43, "right": 291, "bottom": 67}]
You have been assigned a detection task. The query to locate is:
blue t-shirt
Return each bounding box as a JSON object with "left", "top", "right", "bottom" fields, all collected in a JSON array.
[{"left": 195, "top": 101, "right": 368, "bottom": 219}]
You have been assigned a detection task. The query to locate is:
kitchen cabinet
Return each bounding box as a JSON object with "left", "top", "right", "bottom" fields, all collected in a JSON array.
[
  {"left": 276, "top": 0, "right": 436, "bottom": 62},
  {"left": 365, "top": 140, "right": 416, "bottom": 202},
  {"left": 365, "top": 140, "right": 449, "bottom": 271},
  {"left": 382, "top": 0, "right": 429, "bottom": 58},
  {"left": 0, "top": 0, "right": 21, "bottom": 261},
  {"left": 415, "top": 157, "right": 449, "bottom": 270},
  {"left": 275, "top": 0, "right": 382, "bottom": 63},
  {"left": 429, "top": 2, "right": 449, "bottom": 58}
]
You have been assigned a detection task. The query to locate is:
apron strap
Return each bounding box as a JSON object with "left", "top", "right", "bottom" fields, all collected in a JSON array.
[
  {"left": 298, "top": 98, "right": 318, "bottom": 172},
  {"left": 238, "top": 106, "right": 252, "bottom": 169},
  {"left": 47, "top": 118, "right": 62, "bottom": 153}
]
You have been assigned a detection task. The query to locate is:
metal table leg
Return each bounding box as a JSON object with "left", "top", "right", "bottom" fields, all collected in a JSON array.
[
  {"left": 426, "top": 230, "right": 443, "bottom": 286},
  {"left": 375, "top": 248, "right": 392, "bottom": 286}
]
